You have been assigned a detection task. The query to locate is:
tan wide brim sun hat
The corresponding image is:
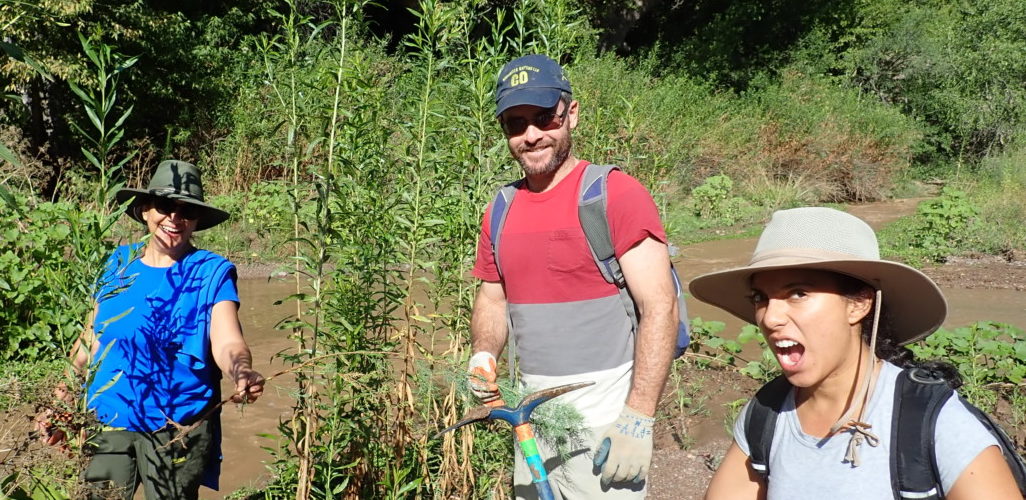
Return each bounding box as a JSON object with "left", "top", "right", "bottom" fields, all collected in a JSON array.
[
  {"left": 115, "top": 159, "right": 229, "bottom": 232},
  {"left": 688, "top": 207, "right": 947, "bottom": 346}
]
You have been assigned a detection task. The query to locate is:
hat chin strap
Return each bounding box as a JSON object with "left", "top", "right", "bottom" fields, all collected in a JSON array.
[{"left": 829, "top": 289, "right": 883, "bottom": 467}]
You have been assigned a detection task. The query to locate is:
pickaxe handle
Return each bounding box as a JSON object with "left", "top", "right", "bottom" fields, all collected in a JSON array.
[
  {"left": 514, "top": 422, "right": 556, "bottom": 499},
  {"left": 440, "top": 382, "right": 594, "bottom": 500}
]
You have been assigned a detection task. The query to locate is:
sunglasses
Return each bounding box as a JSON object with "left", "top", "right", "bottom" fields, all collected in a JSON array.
[
  {"left": 152, "top": 197, "right": 201, "bottom": 220},
  {"left": 499, "top": 103, "right": 570, "bottom": 136}
]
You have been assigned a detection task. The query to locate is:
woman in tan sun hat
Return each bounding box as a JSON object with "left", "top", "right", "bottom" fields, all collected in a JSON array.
[
  {"left": 692, "top": 207, "right": 1022, "bottom": 499},
  {"left": 36, "top": 160, "right": 264, "bottom": 499}
]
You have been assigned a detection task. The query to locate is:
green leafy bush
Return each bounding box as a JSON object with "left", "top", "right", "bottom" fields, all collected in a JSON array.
[
  {"left": 199, "top": 180, "right": 308, "bottom": 262},
  {"left": 687, "top": 318, "right": 779, "bottom": 381},
  {"left": 689, "top": 174, "right": 754, "bottom": 227},
  {"left": 880, "top": 186, "right": 978, "bottom": 266},
  {"left": 0, "top": 195, "right": 115, "bottom": 362},
  {"left": 841, "top": 0, "right": 1026, "bottom": 161},
  {"left": 909, "top": 322, "right": 1026, "bottom": 411}
]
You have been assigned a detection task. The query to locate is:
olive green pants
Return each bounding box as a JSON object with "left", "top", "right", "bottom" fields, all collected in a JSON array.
[{"left": 84, "top": 419, "right": 213, "bottom": 500}]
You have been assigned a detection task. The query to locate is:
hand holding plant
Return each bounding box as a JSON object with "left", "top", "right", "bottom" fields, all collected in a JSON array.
[
  {"left": 33, "top": 381, "right": 79, "bottom": 448},
  {"left": 33, "top": 408, "right": 69, "bottom": 447},
  {"left": 467, "top": 351, "right": 501, "bottom": 404},
  {"left": 231, "top": 368, "right": 266, "bottom": 404}
]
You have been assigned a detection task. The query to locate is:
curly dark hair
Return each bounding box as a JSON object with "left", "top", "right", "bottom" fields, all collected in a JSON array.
[{"left": 835, "top": 273, "right": 962, "bottom": 389}]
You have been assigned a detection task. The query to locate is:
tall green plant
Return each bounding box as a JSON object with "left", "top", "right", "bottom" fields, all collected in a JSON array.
[
  {"left": 67, "top": 33, "right": 138, "bottom": 209},
  {"left": 249, "top": 1, "right": 426, "bottom": 497},
  {"left": 254, "top": 2, "right": 329, "bottom": 495},
  {"left": 0, "top": 33, "right": 137, "bottom": 500},
  {"left": 390, "top": 1, "right": 471, "bottom": 493},
  {"left": 0, "top": 34, "right": 133, "bottom": 362},
  {"left": 416, "top": 8, "right": 520, "bottom": 496}
]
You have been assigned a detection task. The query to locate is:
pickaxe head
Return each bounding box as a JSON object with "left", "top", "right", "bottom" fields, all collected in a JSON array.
[{"left": 434, "top": 381, "right": 594, "bottom": 438}]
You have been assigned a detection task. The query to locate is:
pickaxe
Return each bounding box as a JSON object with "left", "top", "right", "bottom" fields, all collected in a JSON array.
[{"left": 435, "top": 381, "right": 595, "bottom": 500}]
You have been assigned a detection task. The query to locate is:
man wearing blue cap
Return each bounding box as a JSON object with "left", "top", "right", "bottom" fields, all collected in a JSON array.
[{"left": 468, "top": 54, "right": 679, "bottom": 498}]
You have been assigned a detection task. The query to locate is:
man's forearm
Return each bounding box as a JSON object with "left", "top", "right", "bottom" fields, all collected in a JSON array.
[
  {"left": 625, "top": 302, "right": 678, "bottom": 416},
  {"left": 470, "top": 309, "right": 508, "bottom": 357},
  {"left": 470, "top": 283, "right": 509, "bottom": 357}
]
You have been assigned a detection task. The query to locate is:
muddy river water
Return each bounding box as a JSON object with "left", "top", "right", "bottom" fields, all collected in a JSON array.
[{"left": 209, "top": 200, "right": 1026, "bottom": 498}]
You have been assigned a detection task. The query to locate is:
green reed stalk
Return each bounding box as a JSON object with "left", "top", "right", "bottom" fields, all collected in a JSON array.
[
  {"left": 302, "top": 3, "right": 355, "bottom": 495},
  {"left": 64, "top": 35, "right": 138, "bottom": 436},
  {"left": 395, "top": 1, "right": 462, "bottom": 478},
  {"left": 256, "top": 1, "right": 321, "bottom": 496},
  {"left": 67, "top": 33, "right": 138, "bottom": 211},
  {"left": 424, "top": 30, "right": 509, "bottom": 496}
]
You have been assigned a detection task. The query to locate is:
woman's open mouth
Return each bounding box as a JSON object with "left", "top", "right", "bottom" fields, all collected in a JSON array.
[{"left": 774, "top": 339, "right": 805, "bottom": 369}]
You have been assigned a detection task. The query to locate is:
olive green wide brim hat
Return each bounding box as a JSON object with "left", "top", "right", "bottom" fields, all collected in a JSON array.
[
  {"left": 688, "top": 207, "right": 947, "bottom": 346},
  {"left": 115, "top": 160, "right": 229, "bottom": 231}
]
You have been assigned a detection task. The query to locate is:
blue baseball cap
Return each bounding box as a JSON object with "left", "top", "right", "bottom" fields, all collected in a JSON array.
[{"left": 494, "top": 54, "right": 572, "bottom": 117}]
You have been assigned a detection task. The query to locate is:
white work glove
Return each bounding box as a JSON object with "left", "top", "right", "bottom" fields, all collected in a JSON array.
[
  {"left": 592, "top": 405, "right": 654, "bottom": 485},
  {"left": 467, "top": 351, "right": 501, "bottom": 404}
]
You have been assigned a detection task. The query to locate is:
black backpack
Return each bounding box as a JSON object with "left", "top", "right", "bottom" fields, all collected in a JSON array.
[{"left": 744, "top": 366, "right": 1026, "bottom": 499}]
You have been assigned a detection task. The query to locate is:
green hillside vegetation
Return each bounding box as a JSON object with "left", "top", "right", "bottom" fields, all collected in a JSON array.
[{"left": 2, "top": 0, "right": 1025, "bottom": 497}]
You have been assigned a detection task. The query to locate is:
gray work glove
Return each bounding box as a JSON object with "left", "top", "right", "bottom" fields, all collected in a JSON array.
[{"left": 592, "top": 404, "right": 655, "bottom": 485}]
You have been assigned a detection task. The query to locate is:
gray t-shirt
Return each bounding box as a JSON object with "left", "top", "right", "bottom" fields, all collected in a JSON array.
[{"left": 733, "top": 362, "right": 999, "bottom": 498}]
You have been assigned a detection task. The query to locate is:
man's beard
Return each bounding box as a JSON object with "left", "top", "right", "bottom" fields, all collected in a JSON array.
[{"left": 514, "top": 134, "right": 572, "bottom": 177}]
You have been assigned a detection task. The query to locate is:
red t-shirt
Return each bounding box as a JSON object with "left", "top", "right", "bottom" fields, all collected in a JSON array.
[{"left": 472, "top": 160, "right": 667, "bottom": 304}]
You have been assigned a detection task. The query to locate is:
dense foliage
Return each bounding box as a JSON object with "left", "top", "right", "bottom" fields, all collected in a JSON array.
[{"left": 3, "top": 0, "right": 1026, "bottom": 498}]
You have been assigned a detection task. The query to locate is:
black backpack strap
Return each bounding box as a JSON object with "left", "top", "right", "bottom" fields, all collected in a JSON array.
[
  {"left": 745, "top": 375, "right": 792, "bottom": 478},
  {"left": 892, "top": 367, "right": 952, "bottom": 500},
  {"left": 894, "top": 366, "right": 1026, "bottom": 499}
]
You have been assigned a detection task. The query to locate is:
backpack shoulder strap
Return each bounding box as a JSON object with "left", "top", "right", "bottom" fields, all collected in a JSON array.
[
  {"left": 488, "top": 180, "right": 521, "bottom": 279},
  {"left": 894, "top": 366, "right": 1026, "bottom": 499},
  {"left": 578, "top": 163, "right": 624, "bottom": 287},
  {"left": 745, "top": 375, "right": 792, "bottom": 479},
  {"left": 577, "top": 164, "right": 640, "bottom": 335},
  {"left": 576, "top": 163, "right": 691, "bottom": 355},
  {"left": 892, "top": 367, "right": 954, "bottom": 500},
  {"left": 487, "top": 179, "right": 523, "bottom": 384}
]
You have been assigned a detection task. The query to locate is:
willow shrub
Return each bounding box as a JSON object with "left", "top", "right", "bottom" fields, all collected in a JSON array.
[
  {"left": 215, "top": 0, "right": 596, "bottom": 496},
  {"left": 195, "top": 0, "right": 937, "bottom": 496},
  {"left": 0, "top": 197, "right": 111, "bottom": 361}
]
